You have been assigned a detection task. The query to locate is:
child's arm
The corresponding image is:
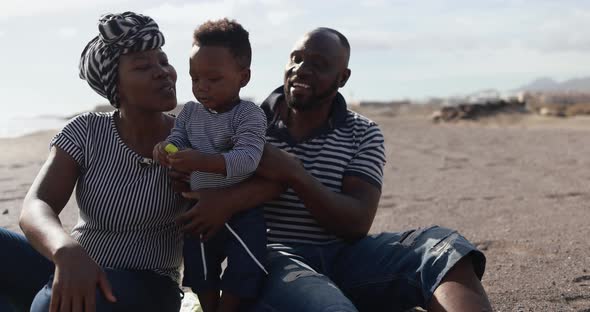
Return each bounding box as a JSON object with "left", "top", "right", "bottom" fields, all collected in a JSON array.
[
  {"left": 221, "top": 102, "right": 267, "bottom": 177},
  {"left": 168, "top": 102, "right": 266, "bottom": 176},
  {"left": 153, "top": 103, "right": 194, "bottom": 167},
  {"left": 167, "top": 149, "right": 227, "bottom": 174},
  {"left": 166, "top": 102, "right": 193, "bottom": 149}
]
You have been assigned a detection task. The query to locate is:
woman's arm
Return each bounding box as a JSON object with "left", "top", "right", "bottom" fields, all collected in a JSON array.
[
  {"left": 20, "top": 147, "right": 116, "bottom": 311},
  {"left": 20, "top": 146, "right": 80, "bottom": 260}
]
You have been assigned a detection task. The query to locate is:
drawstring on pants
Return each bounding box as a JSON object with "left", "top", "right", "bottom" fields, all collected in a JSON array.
[{"left": 200, "top": 222, "right": 268, "bottom": 280}]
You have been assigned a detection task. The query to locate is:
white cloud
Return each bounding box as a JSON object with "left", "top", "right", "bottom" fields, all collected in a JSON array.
[
  {"left": 145, "top": 0, "right": 300, "bottom": 27},
  {"left": 143, "top": 0, "right": 304, "bottom": 50},
  {"left": 266, "top": 10, "right": 292, "bottom": 26},
  {"left": 257, "top": 0, "right": 288, "bottom": 5},
  {"left": 0, "top": 0, "right": 124, "bottom": 19},
  {"left": 0, "top": 31, "right": 5, "bottom": 37},
  {"left": 58, "top": 27, "right": 78, "bottom": 39},
  {"left": 359, "top": 0, "right": 391, "bottom": 7},
  {"left": 144, "top": 1, "right": 237, "bottom": 25},
  {"left": 340, "top": 2, "right": 590, "bottom": 54}
]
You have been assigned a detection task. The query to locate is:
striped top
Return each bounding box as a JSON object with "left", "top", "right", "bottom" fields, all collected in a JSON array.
[
  {"left": 260, "top": 87, "right": 386, "bottom": 244},
  {"left": 167, "top": 100, "right": 267, "bottom": 190},
  {"left": 51, "top": 112, "right": 185, "bottom": 282}
]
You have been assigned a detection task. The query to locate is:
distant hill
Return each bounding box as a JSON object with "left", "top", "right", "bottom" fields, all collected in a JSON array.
[
  {"left": 65, "top": 103, "right": 187, "bottom": 119},
  {"left": 517, "top": 77, "right": 590, "bottom": 93}
]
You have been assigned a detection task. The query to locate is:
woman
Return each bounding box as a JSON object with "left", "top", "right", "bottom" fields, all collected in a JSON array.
[{"left": 0, "top": 12, "right": 185, "bottom": 311}]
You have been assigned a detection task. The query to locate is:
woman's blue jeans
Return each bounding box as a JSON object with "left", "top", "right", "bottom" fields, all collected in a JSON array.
[
  {"left": 0, "top": 227, "right": 54, "bottom": 311},
  {"left": 0, "top": 227, "right": 181, "bottom": 312}
]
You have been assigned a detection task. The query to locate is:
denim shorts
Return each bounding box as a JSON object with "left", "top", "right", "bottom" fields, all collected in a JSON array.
[
  {"left": 183, "top": 207, "right": 267, "bottom": 298},
  {"left": 243, "top": 225, "right": 485, "bottom": 312}
]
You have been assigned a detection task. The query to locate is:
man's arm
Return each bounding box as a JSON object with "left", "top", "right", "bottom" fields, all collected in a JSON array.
[
  {"left": 257, "top": 144, "right": 381, "bottom": 240},
  {"left": 177, "top": 143, "right": 382, "bottom": 241},
  {"left": 175, "top": 174, "right": 285, "bottom": 240},
  {"left": 291, "top": 170, "right": 380, "bottom": 240}
]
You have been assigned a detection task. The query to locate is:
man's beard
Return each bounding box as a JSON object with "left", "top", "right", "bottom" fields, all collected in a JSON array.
[{"left": 287, "top": 79, "right": 339, "bottom": 112}]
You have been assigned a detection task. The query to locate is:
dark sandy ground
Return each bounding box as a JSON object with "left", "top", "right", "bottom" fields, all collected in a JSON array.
[{"left": 1, "top": 111, "right": 589, "bottom": 311}]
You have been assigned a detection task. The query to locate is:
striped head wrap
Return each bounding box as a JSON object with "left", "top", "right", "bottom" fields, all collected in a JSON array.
[{"left": 79, "top": 12, "right": 165, "bottom": 107}]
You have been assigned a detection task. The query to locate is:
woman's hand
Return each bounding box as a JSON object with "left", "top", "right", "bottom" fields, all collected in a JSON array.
[{"left": 50, "top": 243, "right": 116, "bottom": 312}]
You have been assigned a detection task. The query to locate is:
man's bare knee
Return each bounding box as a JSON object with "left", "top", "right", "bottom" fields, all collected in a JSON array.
[{"left": 429, "top": 256, "right": 492, "bottom": 312}]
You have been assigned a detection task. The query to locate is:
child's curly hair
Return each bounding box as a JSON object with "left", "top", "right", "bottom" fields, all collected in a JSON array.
[{"left": 193, "top": 18, "right": 251, "bottom": 69}]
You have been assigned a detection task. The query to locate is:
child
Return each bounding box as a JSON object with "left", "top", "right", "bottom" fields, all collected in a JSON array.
[{"left": 153, "top": 19, "right": 267, "bottom": 312}]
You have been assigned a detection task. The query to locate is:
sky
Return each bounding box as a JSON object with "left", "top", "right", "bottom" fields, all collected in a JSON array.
[{"left": 1, "top": 0, "right": 590, "bottom": 118}]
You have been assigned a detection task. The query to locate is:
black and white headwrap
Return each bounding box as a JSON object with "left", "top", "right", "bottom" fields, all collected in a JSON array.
[{"left": 79, "top": 12, "right": 165, "bottom": 107}]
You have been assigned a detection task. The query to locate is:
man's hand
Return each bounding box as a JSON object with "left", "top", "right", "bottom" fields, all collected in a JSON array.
[
  {"left": 152, "top": 142, "right": 171, "bottom": 168},
  {"left": 256, "top": 144, "right": 303, "bottom": 184},
  {"left": 167, "top": 149, "right": 202, "bottom": 173},
  {"left": 175, "top": 189, "right": 233, "bottom": 241},
  {"left": 50, "top": 243, "right": 116, "bottom": 312}
]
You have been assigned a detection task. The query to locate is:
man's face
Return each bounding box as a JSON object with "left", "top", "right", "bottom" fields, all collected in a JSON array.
[{"left": 284, "top": 31, "right": 349, "bottom": 111}]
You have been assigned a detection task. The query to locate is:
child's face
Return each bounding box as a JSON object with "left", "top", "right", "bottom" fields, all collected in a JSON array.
[{"left": 189, "top": 45, "right": 250, "bottom": 112}]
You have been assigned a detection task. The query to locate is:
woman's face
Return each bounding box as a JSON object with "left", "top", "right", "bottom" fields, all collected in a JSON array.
[{"left": 118, "top": 49, "right": 177, "bottom": 112}]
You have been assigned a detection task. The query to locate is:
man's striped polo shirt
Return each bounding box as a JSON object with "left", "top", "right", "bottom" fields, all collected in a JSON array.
[{"left": 260, "top": 87, "right": 386, "bottom": 245}]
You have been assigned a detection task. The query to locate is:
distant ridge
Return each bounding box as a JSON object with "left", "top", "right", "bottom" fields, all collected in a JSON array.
[
  {"left": 67, "top": 103, "right": 186, "bottom": 119},
  {"left": 517, "top": 76, "right": 590, "bottom": 93}
]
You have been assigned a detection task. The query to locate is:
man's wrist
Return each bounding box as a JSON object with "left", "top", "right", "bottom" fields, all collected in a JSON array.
[
  {"left": 189, "top": 150, "right": 204, "bottom": 171},
  {"left": 284, "top": 161, "right": 307, "bottom": 186}
]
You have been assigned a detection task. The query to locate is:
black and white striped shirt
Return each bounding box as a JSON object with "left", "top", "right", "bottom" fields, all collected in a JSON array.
[
  {"left": 51, "top": 112, "right": 185, "bottom": 282},
  {"left": 260, "top": 88, "right": 386, "bottom": 244},
  {"left": 167, "top": 100, "right": 266, "bottom": 190}
]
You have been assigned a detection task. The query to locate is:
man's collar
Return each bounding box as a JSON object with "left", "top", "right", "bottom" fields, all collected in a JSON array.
[{"left": 260, "top": 86, "right": 348, "bottom": 130}]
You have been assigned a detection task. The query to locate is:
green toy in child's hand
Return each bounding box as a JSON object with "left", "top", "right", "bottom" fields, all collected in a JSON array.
[{"left": 164, "top": 143, "right": 179, "bottom": 154}]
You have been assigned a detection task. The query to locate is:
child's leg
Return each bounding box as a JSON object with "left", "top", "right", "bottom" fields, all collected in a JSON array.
[
  {"left": 218, "top": 291, "right": 241, "bottom": 312},
  {"left": 221, "top": 208, "right": 268, "bottom": 310},
  {"left": 197, "top": 289, "right": 220, "bottom": 312},
  {"left": 183, "top": 233, "right": 226, "bottom": 312}
]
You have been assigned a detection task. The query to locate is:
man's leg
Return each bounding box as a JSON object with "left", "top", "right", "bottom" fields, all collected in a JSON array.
[
  {"left": 429, "top": 256, "right": 492, "bottom": 311},
  {"left": 244, "top": 244, "right": 358, "bottom": 312},
  {"left": 0, "top": 227, "right": 54, "bottom": 311},
  {"left": 329, "top": 226, "right": 490, "bottom": 311}
]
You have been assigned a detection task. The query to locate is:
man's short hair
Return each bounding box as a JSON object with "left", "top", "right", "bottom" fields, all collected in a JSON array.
[
  {"left": 316, "top": 27, "right": 350, "bottom": 52},
  {"left": 193, "top": 18, "right": 251, "bottom": 69},
  {"left": 313, "top": 27, "right": 350, "bottom": 65}
]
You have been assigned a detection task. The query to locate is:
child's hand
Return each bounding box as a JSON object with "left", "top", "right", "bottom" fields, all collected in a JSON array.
[
  {"left": 153, "top": 142, "right": 171, "bottom": 168},
  {"left": 167, "top": 149, "right": 202, "bottom": 173}
]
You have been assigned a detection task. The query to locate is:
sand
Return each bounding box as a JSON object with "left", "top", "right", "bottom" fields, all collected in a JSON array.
[{"left": 1, "top": 111, "right": 589, "bottom": 311}]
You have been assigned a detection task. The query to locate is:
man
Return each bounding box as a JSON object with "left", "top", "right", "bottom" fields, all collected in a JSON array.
[{"left": 177, "top": 27, "right": 492, "bottom": 311}]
